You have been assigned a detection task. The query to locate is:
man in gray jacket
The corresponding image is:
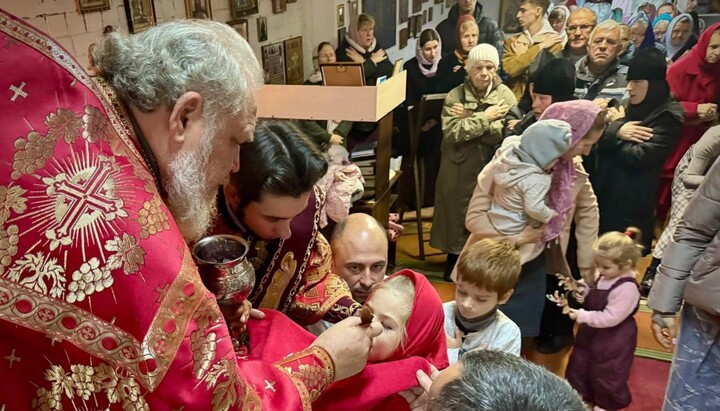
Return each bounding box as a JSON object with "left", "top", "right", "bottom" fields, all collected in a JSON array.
[{"left": 648, "top": 156, "right": 720, "bottom": 410}]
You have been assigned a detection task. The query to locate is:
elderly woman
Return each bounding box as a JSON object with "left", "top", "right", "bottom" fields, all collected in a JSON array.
[
  {"left": 659, "top": 23, "right": 720, "bottom": 219},
  {"left": 430, "top": 44, "right": 517, "bottom": 281},
  {"left": 589, "top": 48, "right": 684, "bottom": 254},
  {"left": 664, "top": 13, "right": 697, "bottom": 62},
  {"left": 336, "top": 13, "right": 393, "bottom": 85},
  {"left": 460, "top": 100, "right": 604, "bottom": 345},
  {"left": 435, "top": 15, "right": 479, "bottom": 94}
]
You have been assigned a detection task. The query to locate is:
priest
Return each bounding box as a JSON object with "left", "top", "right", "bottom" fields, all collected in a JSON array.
[{"left": 0, "top": 12, "right": 380, "bottom": 410}]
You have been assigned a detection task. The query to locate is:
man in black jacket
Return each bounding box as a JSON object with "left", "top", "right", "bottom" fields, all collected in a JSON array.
[{"left": 436, "top": 0, "right": 503, "bottom": 57}]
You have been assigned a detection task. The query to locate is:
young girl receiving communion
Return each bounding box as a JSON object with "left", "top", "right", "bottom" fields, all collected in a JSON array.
[
  {"left": 550, "top": 228, "right": 643, "bottom": 411},
  {"left": 248, "top": 269, "right": 448, "bottom": 410}
]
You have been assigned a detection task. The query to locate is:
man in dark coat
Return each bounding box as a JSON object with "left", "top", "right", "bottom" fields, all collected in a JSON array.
[{"left": 436, "top": 0, "right": 504, "bottom": 57}]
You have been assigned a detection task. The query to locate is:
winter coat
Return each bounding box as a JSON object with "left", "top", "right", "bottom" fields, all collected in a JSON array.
[
  {"left": 663, "top": 23, "right": 720, "bottom": 182},
  {"left": 430, "top": 77, "right": 518, "bottom": 254},
  {"left": 489, "top": 120, "right": 578, "bottom": 236},
  {"left": 574, "top": 57, "right": 628, "bottom": 101},
  {"left": 502, "top": 20, "right": 564, "bottom": 100},
  {"left": 404, "top": 57, "right": 439, "bottom": 106},
  {"left": 436, "top": 3, "right": 504, "bottom": 57},
  {"left": 489, "top": 140, "right": 553, "bottom": 235},
  {"left": 435, "top": 52, "right": 467, "bottom": 94},
  {"left": 465, "top": 155, "right": 599, "bottom": 275},
  {"left": 336, "top": 38, "right": 394, "bottom": 86},
  {"left": 588, "top": 97, "right": 684, "bottom": 252},
  {"left": 648, "top": 155, "right": 720, "bottom": 317}
]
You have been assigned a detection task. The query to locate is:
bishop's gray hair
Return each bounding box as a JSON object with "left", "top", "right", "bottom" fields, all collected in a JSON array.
[{"left": 92, "top": 19, "right": 263, "bottom": 128}]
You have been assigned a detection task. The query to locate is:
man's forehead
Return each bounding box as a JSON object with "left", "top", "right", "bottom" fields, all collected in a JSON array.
[
  {"left": 593, "top": 29, "right": 619, "bottom": 40},
  {"left": 569, "top": 12, "right": 592, "bottom": 22}
]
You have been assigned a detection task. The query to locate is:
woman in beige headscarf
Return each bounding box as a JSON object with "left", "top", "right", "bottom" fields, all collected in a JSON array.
[{"left": 336, "top": 13, "right": 394, "bottom": 85}]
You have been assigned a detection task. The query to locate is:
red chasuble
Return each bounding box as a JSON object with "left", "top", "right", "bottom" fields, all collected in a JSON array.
[
  {"left": 0, "top": 11, "right": 332, "bottom": 410},
  {"left": 248, "top": 270, "right": 449, "bottom": 410},
  {"left": 217, "top": 185, "right": 361, "bottom": 325}
]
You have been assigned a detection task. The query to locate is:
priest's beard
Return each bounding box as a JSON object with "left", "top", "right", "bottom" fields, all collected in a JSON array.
[{"left": 165, "top": 128, "right": 219, "bottom": 242}]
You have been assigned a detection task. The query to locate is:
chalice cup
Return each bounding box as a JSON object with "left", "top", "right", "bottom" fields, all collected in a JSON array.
[
  {"left": 192, "top": 235, "right": 256, "bottom": 349},
  {"left": 192, "top": 235, "right": 256, "bottom": 306}
]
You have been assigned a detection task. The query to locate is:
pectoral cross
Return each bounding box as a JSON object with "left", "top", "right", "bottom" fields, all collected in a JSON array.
[
  {"left": 9, "top": 82, "right": 27, "bottom": 102},
  {"left": 4, "top": 349, "right": 20, "bottom": 368},
  {"left": 264, "top": 379, "right": 276, "bottom": 392}
]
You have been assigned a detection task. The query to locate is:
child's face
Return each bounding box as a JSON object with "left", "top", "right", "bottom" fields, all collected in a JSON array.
[
  {"left": 365, "top": 288, "right": 407, "bottom": 362},
  {"left": 595, "top": 256, "right": 628, "bottom": 280},
  {"left": 455, "top": 279, "right": 511, "bottom": 319}
]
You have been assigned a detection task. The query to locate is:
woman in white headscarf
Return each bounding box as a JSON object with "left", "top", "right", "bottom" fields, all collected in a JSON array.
[
  {"left": 404, "top": 28, "right": 442, "bottom": 106},
  {"left": 664, "top": 13, "right": 698, "bottom": 61}
]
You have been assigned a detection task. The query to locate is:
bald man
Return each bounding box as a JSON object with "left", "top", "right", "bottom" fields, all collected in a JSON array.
[
  {"left": 331, "top": 213, "right": 389, "bottom": 303},
  {"left": 306, "top": 213, "right": 388, "bottom": 336},
  {"left": 564, "top": 8, "right": 597, "bottom": 64}
]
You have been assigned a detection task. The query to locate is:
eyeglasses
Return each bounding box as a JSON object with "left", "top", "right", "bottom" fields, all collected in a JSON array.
[{"left": 567, "top": 24, "right": 595, "bottom": 32}]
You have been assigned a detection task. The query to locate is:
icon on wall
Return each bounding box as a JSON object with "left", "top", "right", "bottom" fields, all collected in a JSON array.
[
  {"left": 229, "top": 0, "right": 259, "bottom": 20},
  {"left": 123, "top": 0, "right": 156, "bottom": 33},
  {"left": 272, "top": 0, "right": 287, "bottom": 14},
  {"left": 230, "top": 19, "right": 249, "bottom": 41},
  {"left": 185, "top": 0, "right": 212, "bottom": 19},
  {"left": 257, "top": 16, "right": 268, "bottom": 42},
  {"left": 337, "top": 4, "right": 345, "bottom": 28},
  {"left": 78, "top": 0, "right": 111, "bottom": 13}
]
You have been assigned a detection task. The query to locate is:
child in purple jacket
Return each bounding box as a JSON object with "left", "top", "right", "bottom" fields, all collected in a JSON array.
[{"left": 550, "top": 228, "right": 643, "bottom": 411}]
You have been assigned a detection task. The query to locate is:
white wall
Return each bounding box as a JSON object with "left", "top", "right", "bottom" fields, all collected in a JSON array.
[{"left": 0, "top": 0, "right": 450, "bottom": 82}]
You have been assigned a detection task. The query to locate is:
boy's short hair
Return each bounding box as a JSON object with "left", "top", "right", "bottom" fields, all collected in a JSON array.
[{"left": 456, "top": 239, "right": 521, "bottom": 296}]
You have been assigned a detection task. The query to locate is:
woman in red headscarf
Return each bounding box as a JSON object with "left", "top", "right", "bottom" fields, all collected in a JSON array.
[
  {"left": 659, "top": 23, "right": 720, "bottom": 218},
  {"left": 248, "top": 269, "right": 448, "bottom": 410}
]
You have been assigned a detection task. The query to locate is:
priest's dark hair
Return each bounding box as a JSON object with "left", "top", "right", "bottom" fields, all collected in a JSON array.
[{"left": 231, "top": 120, "right": 328, "bottom": 207}]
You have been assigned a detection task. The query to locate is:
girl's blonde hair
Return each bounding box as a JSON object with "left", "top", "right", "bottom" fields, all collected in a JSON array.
[
  {"left": 373, "top": 275, "right": 415, "bottom": 345},
  {"left": 593, "top": 227, "right": 644, "bottom": 268}
]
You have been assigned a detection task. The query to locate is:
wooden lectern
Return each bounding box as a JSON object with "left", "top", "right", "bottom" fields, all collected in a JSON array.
[{"left": 257, "top": 71, "right": 407, "bottom": 242}]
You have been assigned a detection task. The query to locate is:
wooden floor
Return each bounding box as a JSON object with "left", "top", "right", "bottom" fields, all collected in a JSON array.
[{"left": 396, "top": 208, "right": 675, "bottom": 379}]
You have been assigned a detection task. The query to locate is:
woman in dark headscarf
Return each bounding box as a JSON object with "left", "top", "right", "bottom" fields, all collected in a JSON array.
[{"left": 589, "top": 48, "right": 684, "bottom": 253}]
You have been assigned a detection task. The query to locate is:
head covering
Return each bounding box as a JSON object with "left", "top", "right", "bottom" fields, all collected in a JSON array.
[
  {"left": 635, "top": 2, "right": 657, "bottom": 21},
  {"left": 313, "top": 269, "right": 449, "bottom": 411},
  {"left": 665, "top": 13, "right": 695, "bottom": 59},
  {"left": 454, "top": 14, "right": 478, "bottom": 61},
  {"left": 533, "top": 58, "right": 577, "bottom": 102},
  {"left": 549, "top": 5, "right": 570, "bottom": 46},
  {"left": 416, "top": 28, "right": 442, "bottom": 78},
  {"left": 538, "top": 100, "right": 603, "bottom": 242},
  {"left": 678, "top": 22, "right": 720, "bottom": 73},
  {"left": 466, "top": 44, "right": 500, "bottom": 69},
  {"left": 346, "top": 13, "right": 377, "bottom": 53},
  {"left": 629, "top": 11, "right": 656, "bottom": 49},
  {"left": 653, "top": 13, "right": 673, "bottom": 28},
  {"left": 516, "top": 120, "right": 574, "bottom": 170},
  {"left": 626, "top": 48, "right": 671, "bottom": 121},
  {"left": 627, "top": 47, "right": 667, "bottom": 80}
]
